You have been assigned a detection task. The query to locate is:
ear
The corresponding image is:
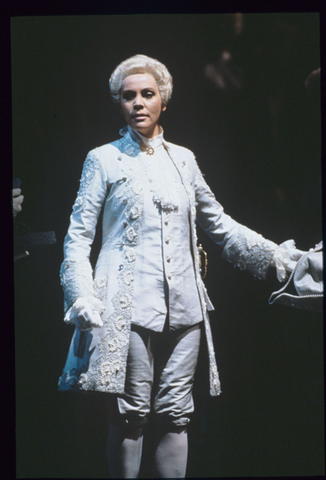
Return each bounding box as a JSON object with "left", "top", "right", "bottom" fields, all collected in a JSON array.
[{"left": 161, "top": 104, "right": 167, "bottom": 112}]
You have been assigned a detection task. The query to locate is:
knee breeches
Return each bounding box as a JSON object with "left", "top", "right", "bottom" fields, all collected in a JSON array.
[{"left": 114, "top": 323, "right": 201, "bottom": 428}]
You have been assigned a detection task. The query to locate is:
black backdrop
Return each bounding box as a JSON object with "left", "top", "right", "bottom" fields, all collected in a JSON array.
[{"left": 12, "top": 13, "right": 323, "bottom": 478}]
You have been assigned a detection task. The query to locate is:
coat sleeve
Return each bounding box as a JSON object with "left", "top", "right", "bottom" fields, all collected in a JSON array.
[
  {"left": 60, "top": 148, "right": 108, "bottom": 312},
  {"left": 192, "top": 155, "right": 278, "bottom": 280}
]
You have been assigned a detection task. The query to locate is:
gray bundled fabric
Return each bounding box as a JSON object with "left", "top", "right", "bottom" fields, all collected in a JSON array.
[{"left": 269, "top": 242, "right": 323, "bottom": 312}]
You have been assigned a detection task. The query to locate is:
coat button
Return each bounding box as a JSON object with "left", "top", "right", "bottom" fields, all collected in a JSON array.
[
  {"left": 165, "top": 237, "right": 170, "bottom": 244},
  {"left": 167, "top": 256, "right": 172, "bottom": 263},
  {"left": 126, "top": 146, "right": 134, "bottom": 155}
]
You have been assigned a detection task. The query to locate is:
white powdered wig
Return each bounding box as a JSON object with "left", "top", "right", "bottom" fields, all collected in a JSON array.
[{"left": 109, "top": 54, "right": 173, "bottom": 106}]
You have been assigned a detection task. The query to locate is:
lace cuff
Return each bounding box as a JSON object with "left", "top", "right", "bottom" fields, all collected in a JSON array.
[
  {"left": 222, "top": 227, "right": 277, "bottom": 280},
  {"left": 271, "top": 239, "right": 305, "bottom": 282},
  {"left": 60, "top": 259, "right": 96, "bottom": 312}
]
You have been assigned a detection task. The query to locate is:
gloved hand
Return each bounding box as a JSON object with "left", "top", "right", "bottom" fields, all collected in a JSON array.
[
  {"left": 272, "top": 239, "right": 306, "bottom": 282},
  {"left": 13, "top": 188, "right": 24, "bottom": 217},
  {"left": 64, "top": 296, "right": 105, "bottom": 331}
]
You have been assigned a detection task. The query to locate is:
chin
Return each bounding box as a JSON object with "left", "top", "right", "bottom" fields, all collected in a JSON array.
[{"left": 136, "top": 126, "right": 151, "bottom": 135}]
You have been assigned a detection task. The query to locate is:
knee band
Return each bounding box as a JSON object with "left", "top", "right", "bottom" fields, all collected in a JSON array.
[
  {"left": 153, "top": 413, "right": 192, "bottom": 428},
  {"left": 112, "top": 411, "right": 148, "bottom": 428}
]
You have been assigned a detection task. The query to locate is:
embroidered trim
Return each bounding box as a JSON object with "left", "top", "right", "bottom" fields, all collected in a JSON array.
[
  {"left": 72, "top": 143, "right": 145, "bottom": 393},
  {"left": 72, "top": 151, "right": 101, "bottom": 215},
  {"left": 222, "top": 228, "right": 277, "bottom": 280}
]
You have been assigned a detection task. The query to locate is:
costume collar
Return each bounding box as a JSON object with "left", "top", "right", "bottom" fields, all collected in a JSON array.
[{"left": 119, "top": 125, "right": 169, "bottom": 156}]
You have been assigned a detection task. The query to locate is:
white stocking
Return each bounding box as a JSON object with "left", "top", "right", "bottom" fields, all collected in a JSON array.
[
  {"left": 107, "top": 424, "right": 143, "bottom": 478},
  {"left": 153, "top": 426, "right": 188, "bottom": 478}
]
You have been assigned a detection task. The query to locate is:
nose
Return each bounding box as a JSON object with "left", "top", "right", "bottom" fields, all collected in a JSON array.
[{"left": 133, "top": 94, "right": 144, "bottom": 110}]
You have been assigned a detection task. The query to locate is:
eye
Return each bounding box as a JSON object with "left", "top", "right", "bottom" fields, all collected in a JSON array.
[
  {"left": 122, "top": 91, "right": 135, "bottom": 101},
  {"left": 142, "top": 90, "right": 155, "bottom": 99}
]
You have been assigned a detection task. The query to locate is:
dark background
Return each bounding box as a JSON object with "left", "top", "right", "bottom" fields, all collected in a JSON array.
[{"left": 11, "top": 12, "right": 324, "bottom": 478}]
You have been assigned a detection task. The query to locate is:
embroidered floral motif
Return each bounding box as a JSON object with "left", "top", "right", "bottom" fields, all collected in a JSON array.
[
  {"left": 120, "top": 293, "right": 132, "bottom": 308},
  {"left": 72, "top": 151, "right": 101, "bottom": 214},
  {"left": 98, "top": 360, "right": 121, "bottom": 386},
  {"left": 152, "top": 195, "right": 179, "bottom": 213},
  {"left": 129, "top": 206, "right": 141, "bottom": 220},
  {"left": 125, "top": 247, "right": 136, "bottom": 263},
  {"left": 122, "top": 271, "right": 134, "bottom": 286},
  {"left": 115, "top": 315, "right": 126, "bottom": 331},
  {"left": 222, "top": 228, "right": 277, "bottom": 280},
  {"left": 108, "top": 337, "right": 120, "bottom": 352},
  {"left": 125, "top": 226, "right": 137, "bottom": 243}
]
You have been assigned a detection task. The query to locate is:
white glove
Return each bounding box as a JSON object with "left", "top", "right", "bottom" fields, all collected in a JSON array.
[
  {"left": 272, "top": 239, "right": 306, "bottom": 282},
  {"left": 64, "top": 296, "right": 105, "bottom": 331}
]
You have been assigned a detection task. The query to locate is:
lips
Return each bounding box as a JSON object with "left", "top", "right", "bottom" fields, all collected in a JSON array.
[{"left": 132, "top": 114, "right": 148, "bottom": 119}]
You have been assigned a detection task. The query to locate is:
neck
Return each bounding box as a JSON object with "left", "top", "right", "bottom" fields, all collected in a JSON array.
[{"left": 136, "top": 124, "right": 161, "bottom": 139}]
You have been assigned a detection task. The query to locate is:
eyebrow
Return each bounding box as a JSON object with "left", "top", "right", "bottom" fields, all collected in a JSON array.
[{"left": 122, "top": 87, "right": 155, "bottom": 92}]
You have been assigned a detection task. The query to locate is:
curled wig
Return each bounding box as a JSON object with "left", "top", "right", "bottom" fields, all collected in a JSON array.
[{"left": 109, "top": 54, "right": 173, "bottom": 106}]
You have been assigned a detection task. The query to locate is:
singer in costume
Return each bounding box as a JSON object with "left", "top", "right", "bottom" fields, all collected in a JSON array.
[{"left": 58, "top": 54, "right": 303, "bottom": 478}]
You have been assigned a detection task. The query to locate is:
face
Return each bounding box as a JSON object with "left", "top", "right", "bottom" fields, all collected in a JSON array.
[{"left": 120, "top": 73, "right": 166, "bottom": 138}]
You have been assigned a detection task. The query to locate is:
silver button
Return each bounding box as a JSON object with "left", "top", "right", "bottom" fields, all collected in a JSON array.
[
  {"left": 167, "top": 256, "right": 172, "bottom": 263},
  {"left": 165, "top": 237, "right": 170, "bottom": 244},
  {"left": 164, "top": 219, "right": 169, "bottom": 226},
  {"left": 167, "top": 274, "right": 172, "bottom": 280}
]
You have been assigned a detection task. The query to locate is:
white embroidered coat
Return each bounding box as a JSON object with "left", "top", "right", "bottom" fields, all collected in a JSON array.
[{"left": 58, "top": 128, "right": 277, "bottom": 396}]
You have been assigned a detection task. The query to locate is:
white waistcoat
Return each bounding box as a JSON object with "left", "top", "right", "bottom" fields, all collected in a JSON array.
[{"left": 126, "top": 127, "right": 203, "bottom": 331}]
